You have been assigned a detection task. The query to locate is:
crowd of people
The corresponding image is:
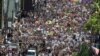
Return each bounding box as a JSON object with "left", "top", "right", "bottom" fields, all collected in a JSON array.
[{"left": 1, "top": 0, "right": 94, "bottom": 56}]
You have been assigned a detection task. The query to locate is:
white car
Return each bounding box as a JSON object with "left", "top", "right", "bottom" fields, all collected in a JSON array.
[{"left": 26, "top": 48, "right": 37, "bottom": 56}]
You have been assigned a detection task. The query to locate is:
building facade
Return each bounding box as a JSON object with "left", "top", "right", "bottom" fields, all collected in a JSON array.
[{"left": 2, "top": 0, "right": 21, "bottom": 28}]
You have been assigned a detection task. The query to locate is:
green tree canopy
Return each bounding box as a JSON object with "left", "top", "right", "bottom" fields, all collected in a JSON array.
[{"left": 84, "top": 0, "right": 100, "bottom": 34}]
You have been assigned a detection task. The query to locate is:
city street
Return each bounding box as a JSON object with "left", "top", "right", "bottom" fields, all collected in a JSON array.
[{"left": 0, "top": 0, "right": 100, "bottom": 56}]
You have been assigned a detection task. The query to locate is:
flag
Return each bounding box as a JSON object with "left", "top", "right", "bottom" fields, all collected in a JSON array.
[
  {"left": 91, "top": 46, "right": 99, "bottom": 55},
  {"left": 70, "top": 0, "right": 79, "bottom": 2},
  {"left": 81, "top": 0, "right": 93, "bottom": 4}
]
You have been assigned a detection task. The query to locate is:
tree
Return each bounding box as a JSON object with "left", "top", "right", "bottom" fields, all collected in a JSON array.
[
  {"left": 76, "top": 43, "right": 92, "bottom": 56},
  {"left": 84, "top": 0, "right": 100, "bottom": 34},
  {"left": 77, "top": 0, "right": 100, "bottom": 56},
  {"left": 83, "top": 0, "right": 100, "bottom": 55}
]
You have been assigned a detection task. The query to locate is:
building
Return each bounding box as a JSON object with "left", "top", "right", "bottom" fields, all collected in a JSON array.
[
  {"left": 1, "top": 0, "right": 36, "bottom": 29},
  {"left": 1, "top": 0, "right": 21, "bottom": 29}
]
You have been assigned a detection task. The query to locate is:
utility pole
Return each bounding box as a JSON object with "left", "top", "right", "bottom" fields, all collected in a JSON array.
[
  {"left": 4, "top": 0, "right": 10, "bottom": 29},
  {"left": 2, "top": 0, "right": 4, "bottom": 29},
  {"left": 23, "top": 0, "right": 24, "bottom": 10},
  {"left": 32, "top": 0, "right": 35, "bottom": 19}
]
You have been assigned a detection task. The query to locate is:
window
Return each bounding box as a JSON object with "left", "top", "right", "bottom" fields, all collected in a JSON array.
[{"left": 27, "top": 52, "right": 35, "bottom": 55}]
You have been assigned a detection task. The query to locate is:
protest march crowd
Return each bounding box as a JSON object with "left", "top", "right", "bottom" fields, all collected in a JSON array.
[{"left": 1, "top": 0, "right": 99, "bottom": 56}]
